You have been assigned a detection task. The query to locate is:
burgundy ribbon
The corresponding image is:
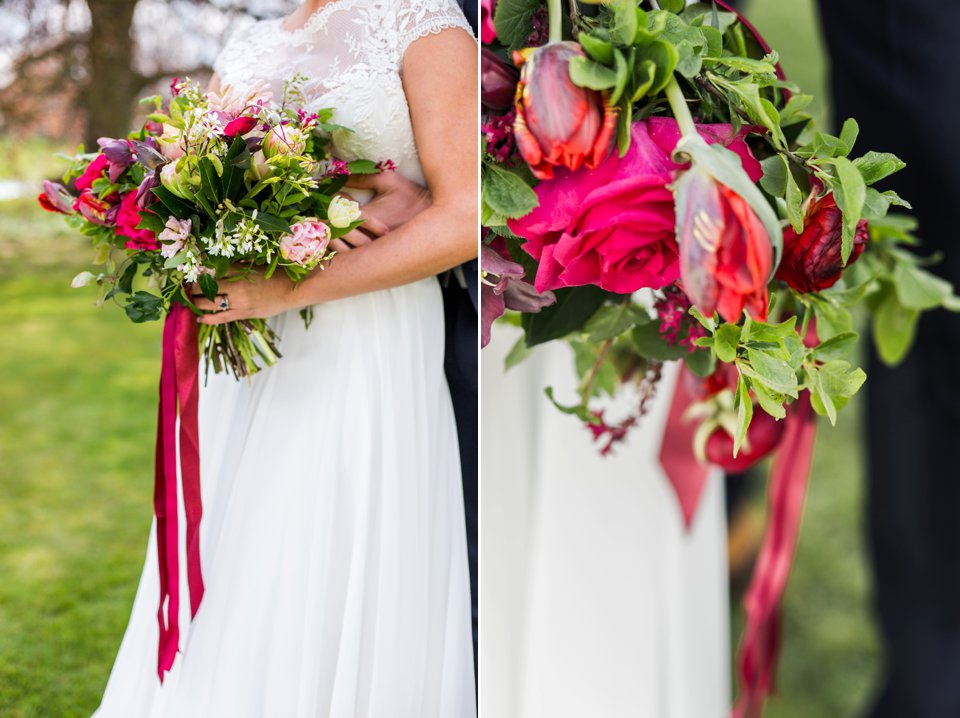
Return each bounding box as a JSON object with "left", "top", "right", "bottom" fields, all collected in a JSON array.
[
  {"left": 659, "top": 366, "right": 712, "bottom": 529},
  {"left": 154, "top": 302, "right": 204, "bottom": 681},
  {"left": 732, "top": 394, "right": 816, "bottom": 718}
]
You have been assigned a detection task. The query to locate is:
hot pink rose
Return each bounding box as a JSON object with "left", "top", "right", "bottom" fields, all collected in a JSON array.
[
  {"left": 508, "top": 119, "right": 762, "bottom": 294},
  {"left": 75, "top": 154, "right": 110, "bottom": 192},
  {"left": 115, "top": 192, "right": 159, "bottom": 251},
  {"left": 280, "top": 220, "right": 331, "bottom": 267}
]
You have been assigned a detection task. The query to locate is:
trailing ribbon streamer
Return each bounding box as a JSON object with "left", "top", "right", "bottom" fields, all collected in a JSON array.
[
  {"left": 733, "top": 394, "right": 816, "bottom": 718},
  {"left": 659, "top": 366, "right": 712, "bottom": 528},
  {"left": 154, "top": 302, "right": 204, "bottom": 681}
]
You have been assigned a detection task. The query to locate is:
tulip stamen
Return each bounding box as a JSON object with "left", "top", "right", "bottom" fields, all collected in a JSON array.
[{"left": 692, "top": 209, "right": 721, "bottom": 253}]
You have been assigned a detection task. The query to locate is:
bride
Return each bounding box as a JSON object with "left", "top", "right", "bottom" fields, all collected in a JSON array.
[
  {"left": 93, "top": 1, "right": 477, "bottom": 716},
  {"left": 481, "top": 338, "right": 730, "bottom": 717}
]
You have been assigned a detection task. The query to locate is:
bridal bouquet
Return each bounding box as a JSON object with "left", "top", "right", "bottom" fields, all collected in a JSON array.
[
  {"left": 40, "top": 76, "right": 375, "bottom": 378},
  {"left": 481, "top": 0, "right": 957, "bottom": 464},
  {"left": 481, "top": 0, "right": 958, "bottom": 714}
]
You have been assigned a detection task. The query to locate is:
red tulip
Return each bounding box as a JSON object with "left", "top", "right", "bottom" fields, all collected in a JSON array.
[
  {"left": 775, "top": 194, "right": 868, "bottom": 294},
  {"left": 675, "top": 166, "right": 772, "bottom": 323},
  {"left": 73, "top": 189, "right": 113, "bottom": 226},
  {"left": 705, "top": 409, "right": 785, "bottom": 472},
  {"left": 37, "top": 181, "right": 75, "bottom": 215},
  {"left": 512, "top": 42, "right": 617, "bottom": 180},
  {"left": 482, "top": 48, "right": 519, "bottom": 112}
]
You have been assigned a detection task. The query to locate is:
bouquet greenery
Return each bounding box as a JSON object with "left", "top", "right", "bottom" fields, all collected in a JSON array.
[{"left": 40, "top": 77, "right": 379, "bottom": 378}]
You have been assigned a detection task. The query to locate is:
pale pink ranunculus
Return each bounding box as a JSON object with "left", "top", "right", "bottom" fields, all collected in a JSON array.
[
  {"left": 280, "top": 219, "right": 331, "bottom": 267},
  {"left": 158, "top": 216, "right": 192, "bottom": 258},
  {"left": 508, "top": 119, "right": 762, "bottom": 294}
]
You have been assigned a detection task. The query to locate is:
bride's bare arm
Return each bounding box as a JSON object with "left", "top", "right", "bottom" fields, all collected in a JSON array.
[{"left": 196, "top": 29, "right": 478, "bottom": 324}]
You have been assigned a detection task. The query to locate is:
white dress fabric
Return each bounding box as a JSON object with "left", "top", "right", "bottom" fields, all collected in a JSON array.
[
  {"left": 481, "top": 326, "right": 730, "bottom": 718},
  {"left": 94, "top": 2, "right": 476, "bottom": 717}
]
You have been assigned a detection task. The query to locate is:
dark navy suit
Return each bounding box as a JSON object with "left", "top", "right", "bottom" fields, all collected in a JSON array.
[
  {"left": 449, "top": 0, "right": 479, "bottom": 670},
  {"left": 817, "top": 3, "right": 960, "bottom": 716}
]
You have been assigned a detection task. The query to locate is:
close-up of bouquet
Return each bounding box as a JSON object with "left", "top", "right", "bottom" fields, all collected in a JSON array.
[
  {"left": 481, "top": 0, "right": 959, "bottom": 714},
  {"left": 39, "top": 76, "right": 373, "bottom": 379}
]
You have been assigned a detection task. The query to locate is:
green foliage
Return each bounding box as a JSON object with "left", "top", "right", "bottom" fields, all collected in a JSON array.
[
  {"left": 520, "top": 285, "right": 613, "bottom": 347},
  {"left": 482, "top": 160, "right": 540, "bottom": 221},
  {"left": 493, "top": 0, "right": 542, "bottom": 51}
]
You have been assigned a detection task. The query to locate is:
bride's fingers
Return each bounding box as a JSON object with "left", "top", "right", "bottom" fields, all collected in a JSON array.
[
  {"left": 197, "top": 308, "right": 242, "bottom": 326},
  {"left": 340, "top": 229, "right": 373, "bottom": 247},
  {"left": 330, "top": 239, "right": 353, "bottom": 253},
  {"left": 190, "top": 293, "right": 229, "bottom": 312},
  {"left": 342, "top": 173, "right": 383, "bottom": 191},
  {"left": 358, "top": 214, "right": 389, "bottom": 237}
]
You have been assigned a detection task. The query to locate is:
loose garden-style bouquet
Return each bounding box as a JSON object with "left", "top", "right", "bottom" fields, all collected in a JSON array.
[
  {"left": 40, "top": 76, "right": 375, "bottom": 378},
  {"left": 480, "top": 0, "right": 959, "bottom": 714},
  {"left": 481, "top": 0, "right": 957, "bottom": 465}
]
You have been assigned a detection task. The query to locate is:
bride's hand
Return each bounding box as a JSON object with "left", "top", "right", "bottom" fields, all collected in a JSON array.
[
  {"left": 191, "top": 271, "right": 298, "bottom": 325},
  {"left": 331, "top": 172, "right": 432, "bottom": 252}
]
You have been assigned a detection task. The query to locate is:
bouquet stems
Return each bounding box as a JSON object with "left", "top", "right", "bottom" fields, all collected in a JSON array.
[{"left": 198, "top": 319, "right": 282, "bottom": 380}]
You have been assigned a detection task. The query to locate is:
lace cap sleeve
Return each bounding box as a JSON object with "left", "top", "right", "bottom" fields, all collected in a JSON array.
[{"left": 396, "top": 0, "right": 474, "bottom": 56}]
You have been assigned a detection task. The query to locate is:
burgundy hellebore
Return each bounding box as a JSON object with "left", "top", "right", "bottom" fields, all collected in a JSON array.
[
  {"left": 481, "top": 244, "right": 556, "bottom": 347},
  {"left": 512, "top": 42, "right": 617, "bottom": 180},
  {"left": 775, "top": 193, "right": 868, "bottom": 293},
  {"left": 481, "top": 47, "right": 519, "bottom": 112},
  {"left": 675, "top": 166, "right": 772, "bottom": 323}
]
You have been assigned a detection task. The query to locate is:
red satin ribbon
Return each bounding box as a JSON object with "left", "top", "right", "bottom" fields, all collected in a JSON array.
[
  {"left": 154, "top": 302, "right": 204, "bottom": 681},
  {"left": 732, "top": 394, "right": 816, "bottom": 718},
  {"left": 659, "top": 366, "right": 712, "bottom": 529}
]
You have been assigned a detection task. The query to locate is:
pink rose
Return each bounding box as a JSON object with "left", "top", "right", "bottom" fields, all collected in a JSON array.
[
  {"left": 508, "top": 119, "right": 762, "bottom": 294},
  {"left": 280, "top": 220, "right": 331, "bottom": 267},
  {"left": 223, "top": 116, "right": 258, "bottom": 138},
  {"left": 481, "top": 0, "right": 496, "bottom": 45},
  {"left": 115, "top": 192, "right": 158, "bottom": 251},
  {"left": 74, "top": 154, "right": 109, "bottom": 192}
]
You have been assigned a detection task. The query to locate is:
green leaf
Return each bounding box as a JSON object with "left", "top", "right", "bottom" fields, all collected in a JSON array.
[
  {"left": 584, "top": 302, "right": 644, "bottom": 341},
  {"left": 742, "top": 348, "right": 799, "bottom": 396},
  {"left": 893, "top": 261, "right": 953, "bottom": 310},
  {"left": 482, "top": 163, "right": 539, "bottom": 220},
  {"left": 853, "top": 151, "right": 906, "bottom": 186},
  {"left": 124, "top": 291, "right": 164, "bottom": 323},
  {"left": 685, "top": 347, "right": 716, "bottom": 377},
  {"left": 569, "top": 56, "right": 618, "bottom": 91},
  {"left": 633, "top": 38, "right": 678, "bottom": 96},
  {"left": 347, "top": 159, "right": 378, "bottom": 175},
  {"left": 873, "top": 282, "right": 918, "bottom": 365},
  {"left": 504, "top": 335, "right": 531, "bottom": 370},
  {"left": 544, "top": 387, "right": 599, "bottom": 424},
  {"left": 660, "top": 0, "right": 686, "bottom": 13},
  {"left": 254, "top": 212, "right": 291, "bottom": 234},
  {"left": 611, "top": 0, "right": 640, "bottom": 44},
  {"left": 616, "top": 98, "right": 633, "bottom": 157},
  {"left": 733, "top": 374, "right": 753, "bottom": 456},
  {"left": 714, "top": 322, "right": 741, "bottom": 363},
  {"left": 493, "top": 0, "right": 541, "bottom": 50},
  {"left": 521, "top": 285, "right": 613, "bottom": 347},
  {"left": 197, "top": 273, "right": 219, "bottom": 302},
  {"left": 839, "top": 118, "right": 859, "bottom": 154},
  {"left": 580, "top": 33, "right": 615, "bottom": 65},
  {"left": 827, "top": 156, "right": 867, "bottom": 264},
  {"left": 707, "top": 55, "right": 777, "bottom": 75},
  {"left": 610, "top": 48, "right": 630, "bottom": 105},
  {"left": 759, "top": 154, "right": 788, "bottom": 198},
  {"left": 811, "top": 331, "right": 858, "bottom": 361},
  {"left": 751, "top": 380, "right": 787, "bottom": 420},
  {"left": 632, "top": 321, "right": 686, "bottom": 361}
]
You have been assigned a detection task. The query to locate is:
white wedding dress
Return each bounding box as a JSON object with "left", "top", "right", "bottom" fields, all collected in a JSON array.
[
  {"left": 481, "top": 326, "right": 730, "bottom": 718},
  {"left": 94, "top": 2, "right": 476, "bottom": 717}
]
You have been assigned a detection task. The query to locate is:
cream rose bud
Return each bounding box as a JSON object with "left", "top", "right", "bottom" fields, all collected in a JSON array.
[
  {"left": 160, "top": 162, "right": 192, "bottom": 200},
  {"left": 327, "top": 196, "right": 362, "bottom": 228},
  {"left": 249, "top": 150, "right": 270, "bottom": 181}
]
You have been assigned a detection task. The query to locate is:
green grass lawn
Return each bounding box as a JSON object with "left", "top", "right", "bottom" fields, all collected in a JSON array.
[{"left": 0, "top": 195, "right": 161, "bottom": 717}]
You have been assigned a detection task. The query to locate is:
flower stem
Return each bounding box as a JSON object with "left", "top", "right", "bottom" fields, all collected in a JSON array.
[
  {"left": 665, "top": 75, "right": 697, "bottom": 138},
  {"left": 547, "top": 0, "right": 563, "bottom": 43}
]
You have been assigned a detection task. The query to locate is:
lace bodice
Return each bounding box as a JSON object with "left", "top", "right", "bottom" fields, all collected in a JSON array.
[{"left": 213, "top": 0, "right": 472, "bottom": 185}]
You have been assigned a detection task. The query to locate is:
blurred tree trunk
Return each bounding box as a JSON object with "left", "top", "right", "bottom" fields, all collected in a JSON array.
[{"left": 83, "top": 0, "right": 140, "bottom": 146}]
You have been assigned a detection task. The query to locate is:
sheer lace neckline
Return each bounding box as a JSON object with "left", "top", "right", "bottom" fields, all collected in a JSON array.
[{"left": 277, "top": 0, "right": 360, "bottom": 34}]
